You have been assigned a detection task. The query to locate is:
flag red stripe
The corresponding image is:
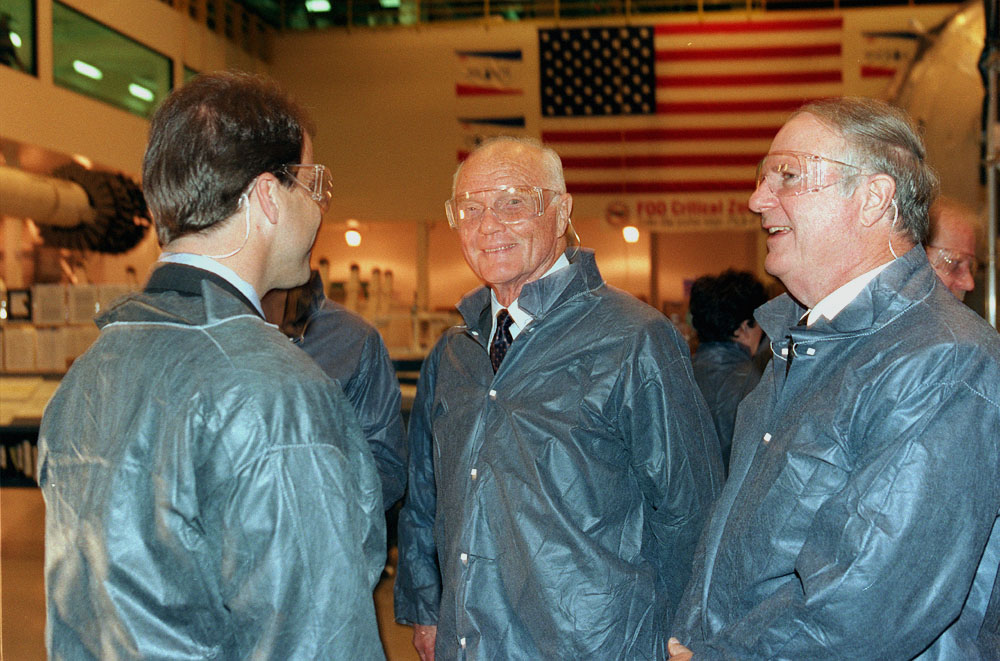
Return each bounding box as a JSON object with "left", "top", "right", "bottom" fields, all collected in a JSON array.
[
  {"left": 455, "top": 84, "right": 524, "bottom": 96},
  {"left": 656, "top": 99, "right": 817, "bottom": 114},
  {"left": 543, "top": 127, "right": 781, "bottom": 142},
  {"left": 860, "top": 66, "right": 897, "bottom": 78},
  {"left": 562, "top": 153, "right": 763, "bottom": 168},
  {"left": 567, "top": 180, "right": 756, "bottom": 194},
  {"left": 657, "top": 71, "right": 842, "bottom": 87},
  {"left": 654, "top": 18, "right": 843, "bottom": 35},
  {"left": 656, "top": 43, "right": 841, "bottom": 61}
]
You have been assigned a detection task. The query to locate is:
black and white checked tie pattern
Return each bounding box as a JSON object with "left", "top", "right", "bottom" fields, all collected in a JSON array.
[{"left": 490, "top": 309, "right": 514, "bottom": 373}]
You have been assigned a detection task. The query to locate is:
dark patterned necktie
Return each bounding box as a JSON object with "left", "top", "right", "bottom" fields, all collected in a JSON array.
[{"left": 490, "top": 309, "right": 514, "bottom": 373}]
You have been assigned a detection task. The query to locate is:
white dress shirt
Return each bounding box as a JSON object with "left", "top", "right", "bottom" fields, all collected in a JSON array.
[
  {"left": 806, "top": 260, "right": 892, "bottom": 326},
  {"left": 489, "top": 253, "right": 570, "bottom": 343}
]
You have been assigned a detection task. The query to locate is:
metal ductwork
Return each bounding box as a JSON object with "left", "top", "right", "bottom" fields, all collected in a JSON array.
[{"left": 0, "top": 163, "right": 150, "bottom": 254}]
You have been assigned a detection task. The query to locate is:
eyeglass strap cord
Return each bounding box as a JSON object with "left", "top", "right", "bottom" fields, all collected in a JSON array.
[
  {"left": 887, "top": 199, "right": 900, "bottom": 260},
  {"left": 206, "top": 184, "right": 255, "bottom": 260}
]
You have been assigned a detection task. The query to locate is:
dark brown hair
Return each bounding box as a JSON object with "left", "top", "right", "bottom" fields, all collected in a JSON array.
[{"left": 142, "top": 71, "right": 314, "bottom": 245}]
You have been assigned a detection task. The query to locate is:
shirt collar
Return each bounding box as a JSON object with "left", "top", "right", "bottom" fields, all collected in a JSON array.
[
  {"left": 807, "top": 260, "right": 892, "bottom": 326},
  {"left": 158, "top": 252, "right": 265, "bottom": 318},
  {"left": 490, "top": 253, "right": 570, "bottom": 338}
]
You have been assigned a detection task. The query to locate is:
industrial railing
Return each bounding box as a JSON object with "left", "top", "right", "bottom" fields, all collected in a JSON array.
[{"left": 168, "top": 0, "right": 961, "bottom": 38}]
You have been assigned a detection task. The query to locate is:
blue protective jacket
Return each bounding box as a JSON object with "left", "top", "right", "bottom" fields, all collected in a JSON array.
[
  {"left": 283, "top": 271, "right": 408, "bottom": 509},
  {"left": 673, "top": 246, "right": 1000, "bottom": 659},
  {"left": 39, "top": 264, "right": 386, "bottom": 660},
  {"left": 691, "top": 341, "right": 763, "bottom": 473},
  {"left": 395, "top": 249, "right": 724, "bottom": 660}
]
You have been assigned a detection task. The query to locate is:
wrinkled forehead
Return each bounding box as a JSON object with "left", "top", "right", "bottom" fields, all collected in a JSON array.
[
  {"left": 770, "top": 112, "right": 851, "bottom": 163},
  {"left": 455, "top": 143, "right": 551, "bottom": 195}
]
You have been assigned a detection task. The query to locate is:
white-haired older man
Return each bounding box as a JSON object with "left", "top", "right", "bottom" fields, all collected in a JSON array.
[
  {"left": 396, "top": 137, "right": 724, "bottom": 660},
  {"left": 670, "top": 98, "right": 1000, "bottom": 660}
]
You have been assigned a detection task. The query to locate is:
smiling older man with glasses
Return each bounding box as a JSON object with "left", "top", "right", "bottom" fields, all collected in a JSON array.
[
  {"left": 668, "top": 97, "right": 1000, "bottom": 661},
  {"left": 395, "top": 136, "right": 724, "bottom": 661}
]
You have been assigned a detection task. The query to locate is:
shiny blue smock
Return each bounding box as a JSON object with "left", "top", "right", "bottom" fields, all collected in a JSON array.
[
  {"left": 691, "top": 340, "right": 763, "bottom": 473},
  {"left": 395, "top": 250, "right": 724, "bottom": 660},
  {"left": 673, "top": 246, "right": 1000, "bottom": 659},
  {"left": 286, "top": 272, "right": 408, "bottom": 509},
  {"left": 39, "top": 267, "right": 386, "bottom": 660}
]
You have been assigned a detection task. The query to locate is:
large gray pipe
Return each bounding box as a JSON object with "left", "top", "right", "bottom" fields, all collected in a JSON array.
[{"left": 0, "top": 164, "right": 97, "bottom": 227}]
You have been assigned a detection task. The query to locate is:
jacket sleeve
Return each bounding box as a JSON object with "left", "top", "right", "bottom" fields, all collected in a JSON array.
[
  {"left": 343, "top": 328, "right": 408, "bottom": 509},
  {"left": 690, "top": 375, "right": 1000, "bottom": 660},
  {"left": 620, "top": 320, "right": 725, "bottom": 616},
  {"left": 393, "top": 341, "right": 444, "bottom": 626},
  {"left": 218, "top": 381, "right": 386, "bottom": 659}
]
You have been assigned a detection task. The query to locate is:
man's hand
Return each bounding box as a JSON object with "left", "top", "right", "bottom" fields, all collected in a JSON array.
[
  {"left": 668, "top": 637, "right": 693, "bottom": 660},
  {"left": 413, "top": 624, "right": 437, "bottom": 661}
]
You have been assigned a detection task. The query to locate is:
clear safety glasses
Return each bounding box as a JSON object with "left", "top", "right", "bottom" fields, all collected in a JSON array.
[
  {"left": 282, "top": 163, "right": 333, "bottom": 213},
  {"left": 446, "top": 186, "right": 558, "bottom": 229},
  {"left": 755, "top": 151, "right": 866, "bottom": 197},
  {"left": 927, "top": 245, "right": 979, "bottom": 279}
]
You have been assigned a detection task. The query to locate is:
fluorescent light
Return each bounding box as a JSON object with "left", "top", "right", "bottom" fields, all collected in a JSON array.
[
  {"left": 9, "top": 32, "right": 21, "bottom": 48},
  {"left": 380, "top": 0, "right": 401, "bottom": 7},
  {"left": 72, "top": 60, "right": 103, "bottom": 80},
  {"left": 128, "top": 83, "right": 154, "bottom": 102},
  {"left": 305, "top": 0, "right": 331, "bottom": 11}
]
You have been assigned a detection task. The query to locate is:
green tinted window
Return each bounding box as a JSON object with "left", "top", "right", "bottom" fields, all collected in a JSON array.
[
  {"left": 0, "top": 0, "right": 35, "bottom": 75},
  {"left": 52, "top": 2, "right": 171, "bottom": 118}
]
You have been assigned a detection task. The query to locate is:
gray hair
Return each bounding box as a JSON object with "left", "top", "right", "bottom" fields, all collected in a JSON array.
[
  {"left": 794, "top": 97, "right": 938, "bottom": 244},
  {"left": 452, "top": 136, "right": 567, "bottom": 195}
]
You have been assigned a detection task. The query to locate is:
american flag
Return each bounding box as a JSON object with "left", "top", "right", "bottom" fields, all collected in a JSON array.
[{"left": 538, "top": 17, "right": 846, "bottom": 196}]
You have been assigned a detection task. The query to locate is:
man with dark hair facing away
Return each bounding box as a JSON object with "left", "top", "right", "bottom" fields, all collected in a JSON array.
[
  {"left": 39, "top": 72, "right": 386, "bottom": 660},
  {"left": 688, "top": 269, "right": 769, "bottom": 474}
]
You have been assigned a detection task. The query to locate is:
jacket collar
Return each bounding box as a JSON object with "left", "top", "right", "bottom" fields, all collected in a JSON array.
[
  {"left": 756, "top": 244, "right": 936, "bottom": 340},
  {"left": 455, "top": 248, "right": 605, "bottom": 335},
  {"left": 98, "top": 263, "right": 263, "bottom": 328}
]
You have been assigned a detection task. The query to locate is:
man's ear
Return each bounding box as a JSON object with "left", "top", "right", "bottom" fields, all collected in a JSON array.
[
  {"left": 860, "top": 174, "right": 896, "bottom": 228},
  {"left": 254, "top": 174, "right": 282, "bottom": 225}
]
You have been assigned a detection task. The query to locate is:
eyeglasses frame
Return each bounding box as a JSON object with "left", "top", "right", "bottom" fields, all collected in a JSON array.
[
  {"left": 755, "top": 150, "right": 868, "bottom": 198},
  {"left": 281, "top": 163, "right": 333, "bottom": 213},
  {"left": 446, "top": 186, "right": 561, "bottom": 229}
]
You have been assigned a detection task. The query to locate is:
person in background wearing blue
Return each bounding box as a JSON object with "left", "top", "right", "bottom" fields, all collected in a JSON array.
[
  {"left": 669, "top": 97, "right": 1000, "bottom": 660},
  {"left": 39, "top": 72, "right": 386, "bottom": 660},
  {"left": 395, "top": 136, "right": 724, "bottom": 660},
  {"left": 688, "top": 270, "right": 769, "bottom": 474},
  {"left": 264, "top": 269, "right": 408, "bottom": 510}
]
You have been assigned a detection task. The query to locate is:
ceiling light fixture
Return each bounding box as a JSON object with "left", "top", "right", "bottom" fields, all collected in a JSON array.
[
  {"left": 128, "top": 83, "right": 154, "bottom": 102},
  {"left": 72, "top": 60, "right": 103, "bottom": 80}
]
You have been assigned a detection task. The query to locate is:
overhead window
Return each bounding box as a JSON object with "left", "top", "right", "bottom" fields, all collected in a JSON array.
[
  {"left": 1, "top": 0, "right": 35, "bottom": 75},
  {"left": 52, "top": 2, "right": 171, "bottom": 119}
]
